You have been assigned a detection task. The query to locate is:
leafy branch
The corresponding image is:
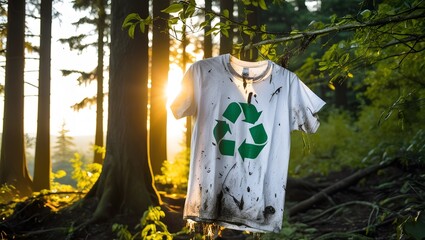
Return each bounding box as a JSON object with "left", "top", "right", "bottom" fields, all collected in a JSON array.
[{"left": 244, "top": 9, "right": 425, "bottom": 51}]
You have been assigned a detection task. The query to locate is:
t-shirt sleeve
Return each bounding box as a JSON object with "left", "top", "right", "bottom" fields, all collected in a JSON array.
[
  {"left": 289, "top": 74, "right": 326, "bottom": 133},
  {"left": 170, "top": 64, "right": 197, "bottom": 119}
]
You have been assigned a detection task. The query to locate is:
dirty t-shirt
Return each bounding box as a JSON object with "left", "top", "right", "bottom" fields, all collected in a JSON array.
[{"left": 170, "top": 54, "right": 325, "bottom": 233}]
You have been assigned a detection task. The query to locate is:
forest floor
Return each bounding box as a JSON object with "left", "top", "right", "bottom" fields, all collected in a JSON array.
[{"left": 0, "top": 161, "right": 424, "bottom": 240}]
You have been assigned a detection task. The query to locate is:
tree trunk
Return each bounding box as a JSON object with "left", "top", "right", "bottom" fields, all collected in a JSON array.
[
  {"left": 219, "top": 0, "right": 233, "bottom": 55},
  {"left": 204, "top": 0, "right": 212, "bottom": 58},
  {"left": 182, "top": 15, "right": 192, "bottom": 156},
  {"left": 239, "top": 2, "right": 259, "bottom": 60},
  {"left": 33, "top": 0, "right": 53, "bottom": 191},
  {"left": 0, "top": 0, "right": 32, "bottom": 197},
  {"left": 85, "top": 0, "right": 161, "bottom": 222},
  {"left": 93, "top": 0, "right": 106, "bottom": 164},
  {"left": 150, "top": 0, "right": 170, "bottom": 176}
]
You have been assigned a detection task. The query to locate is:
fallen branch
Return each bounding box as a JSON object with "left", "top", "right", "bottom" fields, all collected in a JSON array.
[
  {"left": 315, "top": 232, "right": 374, "bottom": 240},
  {"left": 18, "top": 227, "right": 68, "bottom": 238},
  {"left": 304, "top": 201, "right": 379, "bottom": 223},
  {"left": 288, "top": 159, "right": 396, "bottom": 216}
]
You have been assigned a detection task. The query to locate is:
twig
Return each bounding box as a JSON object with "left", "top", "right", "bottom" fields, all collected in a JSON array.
[
  {"left": 304, "top": 201, "right": 379, "bottom": 223},
  {"left": 18, "top": 227, "right": 68, "bottom": 238},
  {"left": 315, "top": 232, "right": 374, "bottom": 240}
]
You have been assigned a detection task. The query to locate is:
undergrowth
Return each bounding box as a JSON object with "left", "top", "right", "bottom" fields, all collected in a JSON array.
[{"left": 113, "top": 206, "right": 175, "bottom": 240}]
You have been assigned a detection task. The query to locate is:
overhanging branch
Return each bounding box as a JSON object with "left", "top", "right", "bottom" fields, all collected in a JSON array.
[{"left": 244, "top": 10, "right": 425, "bottom": 51}]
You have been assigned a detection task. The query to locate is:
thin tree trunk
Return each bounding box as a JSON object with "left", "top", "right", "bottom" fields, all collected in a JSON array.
[
  {"left": 33, "top": 0, "right": 53, "bottom": 191},
  {"left": 150, "top": 0, "right": 170, "bottom": 176},
  {"left": 204, "top": 0, "right": 212, "bottom": 58},
  {"left": 0, "top": 0, "right": 32, "bottom": 197},
  {"left": 182, "top": 14, "right": 191, "bottom": 155},
  {"left": 85, "top": 0, "right": 161, "bottom": 222},
  {"left": 93, "top": 0, "right": 106, "bottom": 164},
  {"left": 219, "top": 0, "right": 233, "bottom": 55},
  {"left": 240, "top": 2, "right": 259, "bottom": 60}
]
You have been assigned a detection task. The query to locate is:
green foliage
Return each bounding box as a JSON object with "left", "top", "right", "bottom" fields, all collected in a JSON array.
[
  {"left": 70, "top": 153, "right": 102, "bottom": 191},
  {"left": 50, "top": 169, "right": 75, "bottom": 192},
  {"left": 138, "top": 206, "right": 172, "bottom": 240},
  {"left": 155, "top": 148, "right": 189, "bottom": 193},
  {"left": 242, "top": 0, "right": 268, "bottom": 10},
  {"left": 0, "top": 184, "right": 16, "bottom": 202},
  {"left": 290, "top": 110, "right": 357, "bottom": 176},
  {"left": 289, "top": 0, "right": 425, "bottom": 175},
  {"left": 398, "top": 211, "right": 425, "bottom": 240},
  {"left": 93, "top": 145, "right": 106, "bottom": 160},
  {"left": 122, "top": 13, "right": 152, "bottom": 38},
  {"left": 0, "top": 184, "right": 19, "bottom": 218},
  {"left": 112, "top": 206, "right": 172, "bottom": 240},
  {"left": 290, "top": 93, "right": 425, "bottom": 177}
]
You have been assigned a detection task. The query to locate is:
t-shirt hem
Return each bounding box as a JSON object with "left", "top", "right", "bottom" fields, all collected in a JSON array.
[{"left": 184, "top": 216, "right": 279, "bottom": 233}]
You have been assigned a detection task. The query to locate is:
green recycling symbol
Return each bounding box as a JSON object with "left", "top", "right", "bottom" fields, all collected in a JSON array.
[{"left": 213, "top": 102, "right": 268, "bottom": 160}]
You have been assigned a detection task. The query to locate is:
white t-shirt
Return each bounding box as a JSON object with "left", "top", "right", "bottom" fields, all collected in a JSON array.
[{"left": 171, "top": 54, "right": 325, "bottom": 233}]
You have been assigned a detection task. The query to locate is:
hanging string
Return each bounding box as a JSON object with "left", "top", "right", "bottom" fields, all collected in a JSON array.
[{"left": 243, "top": 73, "right": 247, "bottom": 90}]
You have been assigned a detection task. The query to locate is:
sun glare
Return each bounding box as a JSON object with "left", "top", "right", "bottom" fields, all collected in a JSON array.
[
  {"left": 166, "top": 63, "right": 186, "bottom": 162},
  {"left": 166, "top": 63, "right": 184, "bottom": 107}
]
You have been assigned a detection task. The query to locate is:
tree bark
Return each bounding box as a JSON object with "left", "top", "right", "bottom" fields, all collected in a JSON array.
[
  {"left": 150, "top": 0, "right": 170, "bottom": 176},
  {"left": 239, "top": 2, "right": 259, "bottom": 60},
  {"left": 219, "top": 0, "right": 233, "bottom": 55},
  {"left": 93, "top": 0, "right": 106, "bottom": 164},
  {"left": 0, "top": 0, "right": 32, "bottom": 197},
  {"left": 203, "top": 0, "right": 212, "bottom": 58},
  {"left": 33, "top": 0, "right": 53, "bottom": 191},
  {"left": 85, "top": 0, "right": 161, "bottom": 222}
]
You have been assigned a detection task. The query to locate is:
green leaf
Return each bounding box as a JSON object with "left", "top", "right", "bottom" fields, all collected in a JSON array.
[
  {"left": 161, "top": 3, "right": 184, "bottom": 14},
  {"left": 339, "top": 53, "right": 350, "bottom": 65},
  {"left": 122, "top": 13, "right": 140, "bottom": 29},
  {"left": 169, "top": 17, "right": 179, "bottom": 25},
  {"left": 360, "top": 9, "right": 372, "bottom": 20},
  {"left": 403, "top": 212, "right": 425, "bottom": 240},
  {"left": 328, "top": 82, "right": 335, "bottom": 90},
  {"left": 200, "top": 20, "right": 209, "bottom": 28},
  {"left": 259, "top": 0, "right": 268, "bottom": 10},
  {"left": 128, "top": 24, "right": 136, "bottom": 39},
  {"left": 223, "top": 9, "right": 229, "bottom": 18},
  {"left": 184, "top": 4, "right": 196, "bottom": 18},
  {"left": 318, "top": 63, "right": 328, "bottom": 71},
  {"left": 139, "top": 23, "right": 145, "bottom": 33},
  {"left": 242, "top": 0, "right": 251, "bottom": 5},
  {"left": 221, "top": 29, "right": 229, "bottom": 38},
  {"left": 144, "top": 15, "right": 153, "bottom": 25}
]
